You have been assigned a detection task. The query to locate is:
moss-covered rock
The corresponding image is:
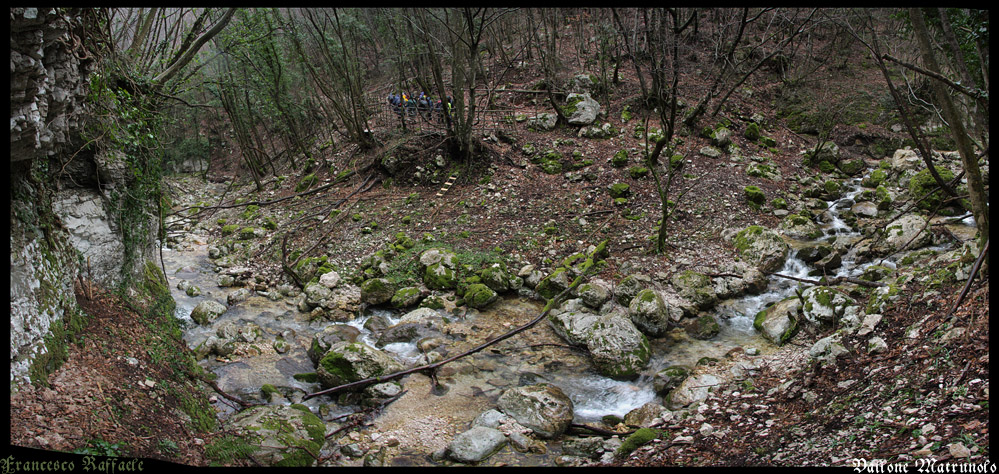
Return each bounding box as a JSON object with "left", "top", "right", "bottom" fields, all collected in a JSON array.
[
  {"left": 587, "top": 311, "right": 651, "bottom": 378},
  {"left": 908, "top": 166, "right": 959, "bottom": 211},
  {"left": 464, "top": 283, "right": 498, "bottom": 309},
  {"left": 837, "top": 158, "right": 866, "bottom": 176},
  {"left": 744, "top": 186, "right": 766, "bottom": 208},
  {"left": 779, "top": 213, "right": 823, "bottom": 240},
  {"left": 238, "top": 227, "right": 260, "bottom": 240},
  {"left": 730, "top": 225, "right": 789, "bottom": 274},
  {"left": 307, "top": 324, "right": 361, "bottom": 365},
  {"left": 628, "top": 289, "right": 672, "bottom": 337},
  {"left": 576, "top": 281, "right": 612, "bottom": 308},
  {"left": 390, "top": 286, "right": 422, "bottom": 308},
  {"left": 295, "top": 173, "right": 318, "bottom": 193},
  {"left": 862, "top": 168, "right": 888, "bottom": 188},
  {"left": 536, "top": 267, "right": 570, "bottom": 300},
  {"left": 608, "top": 182, "right": 631, "bottom": 199},
  {"left": 616, "top": 428, "right": 661, "bottom": 458},
  {"left": 753, "top": 297, "right": 800, "bottom": 345},
  {"left": 801, "top": 286, "right": 856, "bottom": 325},
  {"left": 423, "top": 262, "right": 458, "bottom": 290},
  {"left": 629, "top": 166, "right": 649, "bottom": 179},
  {"left": 611, "top": 149, "right": 630, "bottom": 168},
  {"left": 804, "top": 141, "right": 840, "bottom": 168},
  {"left": 670, "top": 270, "right": 718, "bottom": 311},
  {"left": 479, "top": 263, "right": 512, "bottom": 293},
  {"left": 191, "top": 300, "right": 227, "bottom": 326},
  {"left": 228, "top": 404, "right": 325, "bottom": 466},
  {"left": 683, "top": 314, "right": 721, "bottom": 340},
  {"left": 652, "top": 365, "right": 691, "bottom": 395},
  {"left": 744, "top": 122, "right": 761, "bottom": 141},
  {"left": 316, "top": 342, "right": 403, "bottom": 390},
  {"left": 360, "top": 278, "right": 395, "bottom": 305}
]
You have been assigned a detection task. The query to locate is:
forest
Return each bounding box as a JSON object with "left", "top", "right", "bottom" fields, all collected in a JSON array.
[{"left": 8, "top": 7, "right": 990, "bottom": 467}]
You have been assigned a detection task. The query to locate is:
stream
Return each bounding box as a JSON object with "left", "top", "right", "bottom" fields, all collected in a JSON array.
[{"left": 160, "top": 175, "right": 970, "bottom": 465}]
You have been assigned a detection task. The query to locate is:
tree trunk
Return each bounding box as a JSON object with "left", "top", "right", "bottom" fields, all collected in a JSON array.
[{"left": 909, "top": 8, "right": 989, "bottom": 251}]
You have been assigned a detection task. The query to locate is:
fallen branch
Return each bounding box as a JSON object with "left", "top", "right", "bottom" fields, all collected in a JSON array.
[
  {"left": 569, "top": 423, "right": 635, "bottom": 438},
  {"left": 772, "top": 273, "right": 885, "bottom": 288},
  {"left": 945, "top": 238, "right": 988, "bottom": 319},
  {"left": 303, "top": 242, "right": 607, "bottom": 401}
]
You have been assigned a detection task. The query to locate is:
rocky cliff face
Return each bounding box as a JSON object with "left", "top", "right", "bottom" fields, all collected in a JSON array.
[{"left": 10, "top": 8, "right": 155, "bottom": 388}]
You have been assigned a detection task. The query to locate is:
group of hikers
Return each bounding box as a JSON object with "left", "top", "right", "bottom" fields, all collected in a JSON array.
[{"left": 387, "top": 92, "right": 453, "bottom": 123}]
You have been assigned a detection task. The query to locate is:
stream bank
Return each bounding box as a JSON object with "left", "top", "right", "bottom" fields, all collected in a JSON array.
[{"left": 158, "top": 160, "right": 979, "bottom": 466}]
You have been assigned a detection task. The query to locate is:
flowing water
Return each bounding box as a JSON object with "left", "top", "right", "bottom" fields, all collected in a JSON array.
[{"left": 161, "top": 174, "right": 972, "bottom": 464}]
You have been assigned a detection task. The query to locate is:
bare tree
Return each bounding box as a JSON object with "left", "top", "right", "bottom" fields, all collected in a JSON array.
[{"left": 909, "top": 8, "right": 989, "bottom": 249}]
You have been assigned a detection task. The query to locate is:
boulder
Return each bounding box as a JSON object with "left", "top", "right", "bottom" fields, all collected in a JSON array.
[
  {"left": 801, "top": 286, "right": 856, "bottom": 325},
  {"left": 795, "top": 244, "right": 834, "bottom": 264},
  {"left": 536, "top": 267, "right": 571, "bottom": 300},
  {"left": 579, "top": 122, "right": 615, "bottom": 139},
  {"left": 753, "top": 297, "right": 800, "bottom": 345},
  {"left": 419, "top": 248, "right": 458, "bottom": 269},
  {"left": 227, "top": 287, "right": 252, "bottom": 306},
  {"left": 447, "top": 426, "right": 508, "bottom": 463},
  {"left": 667, "top": 374, "right": 719, "bottom": 409},
  {"left": 390, "top": 286, "right": 423, "bottom": 308},
  {"left": 571, "top": 73, "right": 598, "bottom": 93},
  {"left": 303, "top": 282, "right": 333, "bottom": 308},
  {"left": 888, "top": 148, "right": 923, "bottom": 173},
  {"left": 809, "top": 332, "right": 849, "bottom": 364},
  {"left": 463, "top": 283, "right": 499, "bottom": 309},
  {"left": 670, "top": 270, "right": 718, "bottom": 311},
  {"left": 682, "top": 314, "right": 721, "bottom": 340},
  {"left": 565, "top": 93, "right": 600, "bottom": 126},
  {"left": 813, "top": 250, "right": 843, "bottom": 272},
  {"left": 318, "top": 270, "right": 341, "bottom": 289},
  {"left": 528, "top": 113, "right": 558, "bottom": 131},
  {"left": 728, "top": 225, "right": 790, "bottom": 274},
  {"left": 424, "top": 262, "right": 458, "bottom": 290},
  {"left": 497, "top": 384, "right": 574, "bottom": 439},
  {"left": 190, "top": 300, "right": 227, "bottom": 326},
  {"left": 575, "top": 279, "right": 612, "bottom": 308},
  {"left": 779, "top": 214, "right": 823, "bottom": 241},
  {"left": 228, "top": 404, "right": 326, "bottom": 466},
  {"left": 711, "top": 127, "right": 733, "bottom": 149},
  {"left": 323, "top": 284, "right": 362, "bottom": 322},
  {"left": 547, "top": 300, "right": 602, "bottom": 347},
  {"left": 315, "top": 342, "right": 404, "bottom": 390},
  {"left": 586, "top": 310, "right": 651, "bottom": 378},
  {"left": 652, "top": 365, "right": 691, "bottom": 395},
  {"left": 308, "top": 324, "right": 361, "bottom": 364},
  {"left": 479, "top": 263, "right": 512, "bottom": 293},
  {"left": 851, "top": 201, "right": 879, "bottom": 218},
  {"left": 628, "top": 289, "right": 672, "bottom": 337},
  {"left": 360, "top": 278, "right": 394, "bottom": 305},
  {"left": 877, "top": 213, "right": 932, "bottom": 255},
  {"left": 614, "top": 274, "right": 652, "bottom": 306},
  {"left": 712, "top": 262, "right": 767, "bottom": 299},
  {"left": 623, "top": 402, "right": 667, "bottom": 428}
]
